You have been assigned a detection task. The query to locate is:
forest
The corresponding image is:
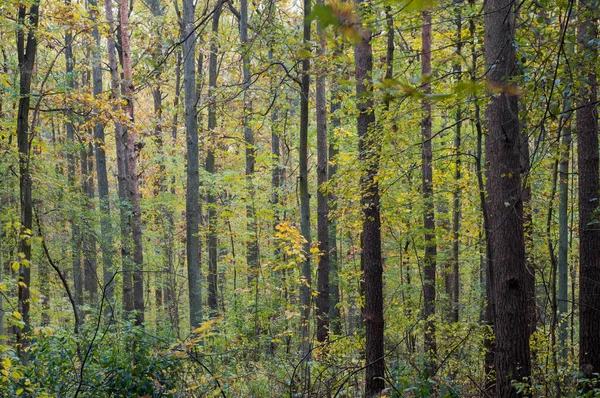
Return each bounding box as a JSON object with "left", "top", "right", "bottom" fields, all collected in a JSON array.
[{"left": 0, "top": 0, "right": 599, "bottom": 396}]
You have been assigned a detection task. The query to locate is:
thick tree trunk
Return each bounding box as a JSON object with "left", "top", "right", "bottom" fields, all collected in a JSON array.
[
  {"left": 484, "top": 0, "right": 532, "bottom": 394},
  {"left": 16, "top": 0, "right": 39, "bottom": 361},
  {"left": 82, "top": 143, "right": 98, "bottom": 306},
  {"left": 577, "top": 0, "right": 600, "bottom": 377},
  {"left": 355, "top": 3, "right": 384, "bottom": 395},
  {"left": 421, "top": 9, "right": 437, "bottom": 371},
  {"left": 315, "top": 0, "right": 329, "bottom": 344},
  {"left": 183, "top": 0, "right": 202, "bottom": 330}
]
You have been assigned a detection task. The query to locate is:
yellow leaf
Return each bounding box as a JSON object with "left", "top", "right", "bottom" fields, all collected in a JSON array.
[
  {"left": 11, "top": 261, "right": 20, "bottom": 272},
  {"left": 13, "top": 311, "right": 22, "bottom": 320}
]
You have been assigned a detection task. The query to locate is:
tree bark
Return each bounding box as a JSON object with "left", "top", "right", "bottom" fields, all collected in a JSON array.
[
  {"left": 315, "top": 0, "right": 329, "bottom": 344},
  {"left": 119, "top": 0, "right": 145, "bottom": 325},
  {"left": 89, "top": 0, "right": 114, "bottom": 320},
  {"left": 577, "top": 0, "right": 600, "bottom": 378},
  {"left": 206, "top": 1, "right": 223, "bottom": 318},
  {"left": 484, "top": 0, "right": 532, "bottom": 394},
  {"left": 299, "top": 0, "right": 312, "bottom": 357},
  {"left": 421, "top": 9, "right": 437, "bottom": 372},
  {"left": 15, "top": 0, "right": 40, "bottom": 361},
  {"left": 355, "top": 2, "right": 384, "bottom": 395}
]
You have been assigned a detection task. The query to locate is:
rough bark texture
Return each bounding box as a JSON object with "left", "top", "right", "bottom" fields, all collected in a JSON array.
[
  {"left": 577, "top": 0, "right": 600, "bottom": 377},
  {"left": 103, "top": 0, "right": 134, "bottom": 318},
  {"left": 315, "top": 0, "right": 329, "bottom": 344},
  {"left": 484, "top": 0, "right": 532, "bottom": 394},
  {"left": 299, "top": 0, "right": 312, "bottom": 356},
  {"left": 183, "top": 0, "right": 202, "bottom": 330},
  {"left": 16, "top": 0, "right": 39, "bottom": 360},
  {"left": 355, "top": 3, "right": 385, "bottom": 395},
  {"left": 120, "top": 0, "right": 145, "bottom": 325},
  {"left": 421, "top": 9, "right": 437, "bottom": 370}
]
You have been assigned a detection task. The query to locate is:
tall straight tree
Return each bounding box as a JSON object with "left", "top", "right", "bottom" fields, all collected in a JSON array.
[
  {"left": 183, "top": 0, "right": 202, "bottom": 329},
  {"left": 15, "top": 0, "right": 40, "bottom": 360},
  {"left": 355, "top": 1, "right": 384, "bottom": 395},
  {"left": 315, "top": 0, "right": 329, "bottom": 344},
  {"left": 119, "top": 0, "right": 144, "bottom": 324},
  {"left": 89, "top": 0, "right": 113, "bottom": 317},
  {"left": 206, "top": 0, "right": 223, "bottom": 317},
  {"left": 240, "top": 0, "right": 259, "bottom": 289},
  {"left": 103, "top": 0, "right": 133, "bottom": 317},
  {"left": 577, "top": 0, "right": 600, "bottom": 377},
  {"left": 64, "top": 0, "right": 83, "bottom": 310},
  {"left": 420, "top": 8, "right": 437, "bottom": 370},
  {"left": 484, "top": 0, "right": 531, "bottom": 394},
  {"left": 298, "top": 0, "right": 312, "bottom": 356}
]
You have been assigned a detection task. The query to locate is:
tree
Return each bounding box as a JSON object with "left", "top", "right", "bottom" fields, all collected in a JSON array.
[
  {"left": 484, "top": 0, "right": 531, "bottom": 393},
  {"left": 577, "top": 0, "right": 600, "bottom": 377},
  {"left": 315, "top": 0, "right": 330, "bottom": 344},
  {"left": 355, "top": 1, "right": 384, "bottom": 395},
  {"left": 421, "top": 8, "right": 437, "bottom": 371},
  {"left": 15, "top": 0, "right": 40, "bottom": 361},
  {"left": 183, "top": 0, "right": 202, "bottom": 330}
]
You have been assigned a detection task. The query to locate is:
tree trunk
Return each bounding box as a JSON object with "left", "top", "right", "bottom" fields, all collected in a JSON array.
[
  {"left": 577, "top": 0, "right": 600, "bottom": 377},
  {"left": 90, "top": 0, "right": 114, "bottom": 320},
  {"left": 206, "top": 2, "right": 223, "bottom": 318},
  {"left": 421, "top": 9, "right": 437, "bottom": 372},
  {"left": 355, "top": 3, "right": 385, "bottom": 395},
  {"left": 182, "top": 0, "right": 202, "bottom": 330},
  {"left": 484, "top": 0, "right": 532, "bottom": 394},
  {"left": 315, "top": 0, "right": 329, "bottom": 344},
  {"left": 119, "top": 0, "right": 144, "bottom": 325},
  {"left": 298, "top": 0, "right": 312, "bottom": 358},
  {"left": 450, "top": 7, "right": 461, "bottom": 324},
  {"left": 15, "top": 0, "right": 39, "bottom": 361},
  {"left": 82, "top": 142, "right": 98, "bottom": 306},
  {"left": 64, "top": 1, "right": 84, "bottom": 310}
]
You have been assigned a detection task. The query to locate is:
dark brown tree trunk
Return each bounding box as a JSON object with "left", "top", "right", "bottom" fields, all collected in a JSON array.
[
  {"left": 355, "top": 3, "right": 384, "bottom": 395},
  {"left": 577, "top": 0, "right": 600, "bottom": 377},
  {"left": 120, "top": 0, "right": 144, "bottom": 325},
  {"left": 299, "top": 0, "right": 312, "bottom": 357},
  {"left": 104, "top": 0, "right": 133, "bottom": 318},
  {"left": 315, "top": 0, "right": 329, "bottom": 344},
  {"left": 15, "top": 0, "right": 39, "bottom": 361},
  {"left": 484, "top": 0, "right": 532, "bottom": 394},
  {"left": 421, "top": 9, "right": 437, "bottom": 372},
  {"left": 449, "top": 7, "right": 462, "bottom": 324}
]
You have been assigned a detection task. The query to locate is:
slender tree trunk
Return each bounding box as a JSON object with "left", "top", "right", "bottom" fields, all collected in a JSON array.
[
  {"left": 315, "top": 0, "right": 329, "bottom": 344},
  {"left": 299, "top": 0, "right": 312, "bottom": 357},
  {"left": 64, "top": 1, "right": 83, "bottom": 310},
  {"left": 206, "top": 2, "right": 222, "bottom": 317},
  {"left": 421, "top": 9, "right": 437, "bottom": 371},
  {"left": 182, "top": 0, "right": 202, "bottom": 330},
  {"left": 450, "top": 7, "right": 461, "bottom": 324},
  {"left": 15, "top": 0, "right": 39, "bottom": 361},
  {"left": 119, "top": 0, "right": 144, "bottom": 325},
  {"left": 82, "top": 142, "right": 98, "bottom": 306},
  {"left": 577, "top": 0, "right": 600, "bottom": 378},
  {"left": 484, "top": 0, "right": 531, "bottom": 394},
  {"left": 89, "top": 0, "right": 114, "bottom": 319},
  {"left": 355, "top": 3, "right": 384, "bottom": 395},
  {"left": 328, "top": 46, "right": 342, "bottom": 334}
]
